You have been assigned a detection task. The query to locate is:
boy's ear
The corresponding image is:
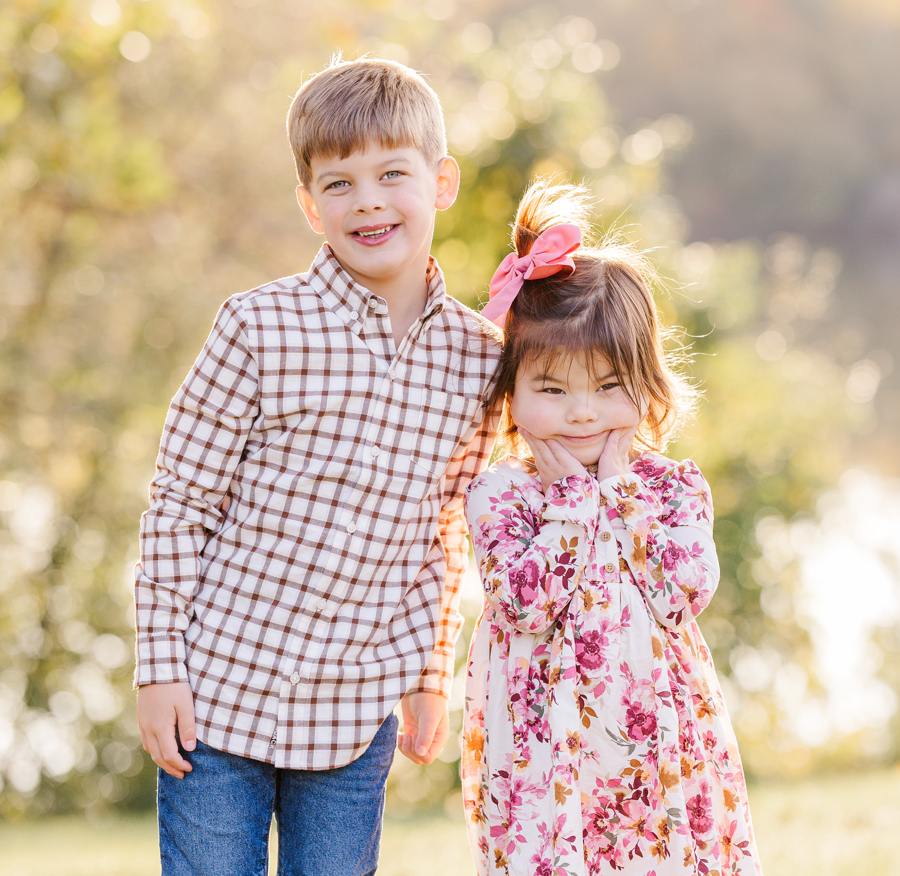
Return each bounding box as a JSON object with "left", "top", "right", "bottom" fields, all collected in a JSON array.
[
  {"left": 296, "top": 185, "right": 324, "bottom": 234},
  {"left": 434, "top": 157, "right": 460, "bottom": 212}
]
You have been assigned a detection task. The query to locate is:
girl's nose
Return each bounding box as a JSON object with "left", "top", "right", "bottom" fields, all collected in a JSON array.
[{"left": 568, "top": 394, "right": 599, "bottom": 422}]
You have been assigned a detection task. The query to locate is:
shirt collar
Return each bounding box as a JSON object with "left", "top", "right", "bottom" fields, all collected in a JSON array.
[{"left": 307, "top": 244, "right": 446, "bottom": 326}]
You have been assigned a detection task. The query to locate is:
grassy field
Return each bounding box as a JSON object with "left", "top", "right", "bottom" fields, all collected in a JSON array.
[{"left": 3, "top": 767, "right": 900, "bottom": 875}]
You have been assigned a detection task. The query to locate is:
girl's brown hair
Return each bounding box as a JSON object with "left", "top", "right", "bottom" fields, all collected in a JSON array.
[{"left": 490, "top": 179, "right": 697, "bottom": 460}]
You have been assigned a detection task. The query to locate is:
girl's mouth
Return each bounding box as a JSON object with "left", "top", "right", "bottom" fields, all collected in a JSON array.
[{"left": 561, "top": 433, "right": 603, "bottom": 444}]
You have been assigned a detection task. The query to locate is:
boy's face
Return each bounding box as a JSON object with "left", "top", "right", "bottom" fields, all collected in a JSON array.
[{"left": 296, "top": 145, "right": 459, "bottom": 299}]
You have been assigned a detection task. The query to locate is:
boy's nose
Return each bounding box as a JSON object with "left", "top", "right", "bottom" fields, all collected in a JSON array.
[{"left": 353, "top": 183, "right": 386, "bottom": 213}]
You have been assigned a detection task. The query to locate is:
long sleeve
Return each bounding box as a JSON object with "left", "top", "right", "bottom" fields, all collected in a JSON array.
[
  {"left": 134, "top": 300, "right": 259, "bottom": 686},
  {"left": 410, "top": 402, "right": 500, "bottom": 698},
  {"left": 466, "top": 469, "right": 600, "bottom": 635},
  {"left": 602, "top": 458, "right": 719, "bottom": 629}
]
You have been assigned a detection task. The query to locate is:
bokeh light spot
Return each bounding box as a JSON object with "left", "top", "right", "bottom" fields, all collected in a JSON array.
[
  {"left": 120, "top": 31, "right": 152, "bottom": 63},
  {"left": 29, "top": 24, "right": 59, "bottom": 53},
  {"left": 90, "top": 0, "right": 122, "bottom": 26}
]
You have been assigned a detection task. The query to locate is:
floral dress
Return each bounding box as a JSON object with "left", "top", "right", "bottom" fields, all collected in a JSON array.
[{"left": 462, "top": 453, "right": 762, "bottom": 876}]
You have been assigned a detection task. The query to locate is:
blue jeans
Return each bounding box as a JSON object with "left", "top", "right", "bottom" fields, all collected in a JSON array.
[{"left": 158, "top": 714, "right": 398, "bottom": 876}]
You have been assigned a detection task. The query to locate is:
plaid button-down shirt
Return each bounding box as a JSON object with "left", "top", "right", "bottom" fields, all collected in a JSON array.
[{"left": 135, "top": 245, "right": 501, "bottom": 769}]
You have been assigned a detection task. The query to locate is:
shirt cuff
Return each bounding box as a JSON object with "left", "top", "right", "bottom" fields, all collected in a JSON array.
[
  {"left": 133, "top": 635, "right": 189, "bottom": 688},
  {"left": 409, "top": 648, "right": 453, "bottom": 699},
  {"left": 598, "top": 472, "right": 664, "bottom": 522},
  {"left": 541, "top": 474, "right": 600, "bottom": 527}
]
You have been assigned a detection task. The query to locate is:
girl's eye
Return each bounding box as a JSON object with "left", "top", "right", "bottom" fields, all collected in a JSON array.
[
  {"left": 542, "top": 387, "right": 564, "bottom": 395},
  {"left": 600, "top": 382, "right": 620, "bottom": 392}
]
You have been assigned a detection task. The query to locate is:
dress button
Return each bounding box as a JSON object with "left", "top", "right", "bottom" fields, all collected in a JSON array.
[
  {"left": 604, "top": 563, "right": 616, "bottom": 574},
  {"left": 289, "top": 672, "right": 300, "bottom": 684},
  {"left": 601, "top": 531, "right": 612, "bottom": 542},
  {"left": 346, "top": 522, "right": 357, "bottom": 534}
]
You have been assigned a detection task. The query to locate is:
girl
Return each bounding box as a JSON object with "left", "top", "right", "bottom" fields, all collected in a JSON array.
[{"left": 462, "top": 181, "right": 763, "bottom": 876}]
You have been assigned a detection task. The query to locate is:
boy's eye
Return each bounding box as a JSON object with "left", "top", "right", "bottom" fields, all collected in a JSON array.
[
  {"left": 324, "top": 180, "right": 349, "bottom": 191},
  {"left": 382, "top": 170, "right": 404, "bottom": 180}
]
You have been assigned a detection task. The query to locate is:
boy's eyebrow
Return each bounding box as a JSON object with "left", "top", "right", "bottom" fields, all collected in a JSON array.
[{"left": 314, "top": 156, "right": 415, "bottom": 186}]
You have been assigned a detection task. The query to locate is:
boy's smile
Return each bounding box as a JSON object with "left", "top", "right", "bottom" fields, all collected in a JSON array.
[{"left": 296, "top": 146, "right": 459, "bottom": 304}]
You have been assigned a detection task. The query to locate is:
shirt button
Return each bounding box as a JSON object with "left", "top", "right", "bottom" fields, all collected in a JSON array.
[
  {"left": 368, "top": 298, "right": 379, "bottom": 308},
  {"left": 601, "top": 531, "right": 612, "bottom": 542},
  {"left": 350, "top": 311, "right": 359, "bottom": 320},
  {"left": 346, "top": 522, "right": 357, "bottom": 534},
  {"left": 604, "top": 563, "right": 616, "bottom": 574},
  {"left": 370, "top": 445, "right": 380, "bottom": 457},
  {"left": 289, "top": 672, "right": 300, "bottom": 684},
  {"left": 317, "top": 599, "right": 327, "bottom": 611}
]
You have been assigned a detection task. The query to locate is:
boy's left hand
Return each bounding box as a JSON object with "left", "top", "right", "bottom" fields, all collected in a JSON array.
[{"left": 397, "top": 691, "right": 449, "bottom": 765}]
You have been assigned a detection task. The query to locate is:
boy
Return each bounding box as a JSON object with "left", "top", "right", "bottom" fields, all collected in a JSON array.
[{"left": 135, "top": 57, "right": 500, "bottom": 876}]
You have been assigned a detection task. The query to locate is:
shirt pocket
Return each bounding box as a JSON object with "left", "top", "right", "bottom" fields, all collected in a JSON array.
[{"left": 393, "top": 389, "right": 483, "bottom": 505}]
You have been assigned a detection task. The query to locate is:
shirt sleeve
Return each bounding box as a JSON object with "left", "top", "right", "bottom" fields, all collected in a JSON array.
[
  {"left": 133, "top": 299, "right": 259, "bottom": 687},
  {"left": 601, "top": 458, "right": 719, "bottom": 629},
  {"left": 409, "top": 401, "right": 501, "bottom": 698},
  {"left": 465, "top": 469, "right": 600, "bottom": 636}
]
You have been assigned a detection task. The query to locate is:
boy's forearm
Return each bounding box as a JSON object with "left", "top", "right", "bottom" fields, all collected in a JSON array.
[
  {"left": 411, "top": 406, "right": 499, "bottom": 696},
  {"left": 134, "top": 298, "right": 260, "bottom": 688}
]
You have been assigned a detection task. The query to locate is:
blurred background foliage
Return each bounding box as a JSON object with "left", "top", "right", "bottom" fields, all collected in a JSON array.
[{"left": 2, "top": 0, "right": 899, "bottom": 821}]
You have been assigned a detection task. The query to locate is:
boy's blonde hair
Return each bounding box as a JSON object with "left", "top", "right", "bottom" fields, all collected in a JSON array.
[
  {"left": 287, "top": 56, "right": 447, "bottom": 188},
  {"left": 490, "top": 179, "right": 698, "bottom": 458}
]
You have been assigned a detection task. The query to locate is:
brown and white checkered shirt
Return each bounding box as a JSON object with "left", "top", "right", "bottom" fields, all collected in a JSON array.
[{"left": 134, "top": 244, "right": 500, "bottom": 769}]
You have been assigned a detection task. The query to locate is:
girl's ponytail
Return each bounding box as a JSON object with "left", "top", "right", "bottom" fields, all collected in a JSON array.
[{"left": 512, "top": 179, "right": 593, "bottom": 259}]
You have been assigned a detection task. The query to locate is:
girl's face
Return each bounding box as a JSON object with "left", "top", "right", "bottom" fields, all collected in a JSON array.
[{"left": 509, "top": 353, "right": 643, "bottom": 466}]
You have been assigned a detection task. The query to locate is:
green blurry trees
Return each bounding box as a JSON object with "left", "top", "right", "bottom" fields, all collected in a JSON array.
[{"left": 0, "top": 0, "right": 886, "bottom": 817}]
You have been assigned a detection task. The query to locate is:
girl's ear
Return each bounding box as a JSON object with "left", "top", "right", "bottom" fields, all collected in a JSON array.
[
  {"left": 296, "top": 185, "right": 324, "bottom": 234},
  {"left": 434, "top": 157, "right": 460, "bottom": 211}
]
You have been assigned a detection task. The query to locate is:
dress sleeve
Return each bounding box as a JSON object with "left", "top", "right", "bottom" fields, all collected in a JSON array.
[
  {"left": 134, "top": 299, "right": 259, "bottom": 686},
  {"left": 465, "top": 469, "right": 600, "bottom": 635},
  {"left": 601, "top": 458, "right": 719, "bottom": 629}
]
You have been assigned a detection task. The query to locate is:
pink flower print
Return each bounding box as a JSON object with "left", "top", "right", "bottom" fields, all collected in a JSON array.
[
  {"left": 575, "top": 629, "right": 607, "bottom": 673},
  {"left": 633, "top": 456, "right": 667, "bottom": 479},
  {"left": 661, "top": 541, "right": 689, "bottom": 571},
  {"left": 510, "top": 558, "right": 542, "bottom": 606},
  {"left": 530, "top": 855, "right": 553, "bottom": 876},
  {"left": 583, "top": 802, "right": 616, "bottom": 855},
  {"left": 686, "top": 786, "right": 714, "bottom": 836},
  {"left": 619, "top": 799, "right": 657, "bottom": 849},
  {"left": 625, "top": 701, "right": 658, "bottom": 742}
]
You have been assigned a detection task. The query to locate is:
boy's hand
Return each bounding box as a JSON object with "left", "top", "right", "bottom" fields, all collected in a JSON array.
[
  {"left": 397, "top": 691, "right": 448, "bottom": 765},
  {"left": 137, "top": 681, "right": 196, "bottom": 778},
  {"left": 518, "top": 428, "right": 588, "bottom": 493}
]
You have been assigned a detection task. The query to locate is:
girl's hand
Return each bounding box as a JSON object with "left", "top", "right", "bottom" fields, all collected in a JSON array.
[
  {"left": 519, "top": 428, "right": 588, "bottom": 493},
  {"left": 595, "top": 425, "right": 639, "bottom": 482}
]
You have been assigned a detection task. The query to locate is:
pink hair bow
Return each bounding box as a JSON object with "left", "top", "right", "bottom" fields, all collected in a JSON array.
[{"left": 481, "top": 224, "right": 582, "bottom": 327}]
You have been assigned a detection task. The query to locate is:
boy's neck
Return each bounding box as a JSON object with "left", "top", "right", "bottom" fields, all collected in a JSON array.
[{"left": 380, "top": 280, "right": 429, "bottom": 346}]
